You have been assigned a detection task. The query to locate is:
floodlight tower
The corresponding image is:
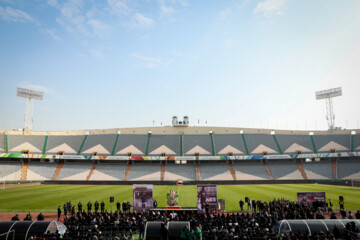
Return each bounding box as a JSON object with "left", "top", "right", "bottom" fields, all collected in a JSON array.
[
  {"left": 16, "top": 87, "right": 44, "bottom": 131},
  {"left": 315, "top": 87, "right": 342, "bottom": 130}
]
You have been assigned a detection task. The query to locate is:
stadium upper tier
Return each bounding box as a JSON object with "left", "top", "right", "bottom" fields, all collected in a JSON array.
[{"left": 0, "top": 126, "right": 359, "bottom": 156}]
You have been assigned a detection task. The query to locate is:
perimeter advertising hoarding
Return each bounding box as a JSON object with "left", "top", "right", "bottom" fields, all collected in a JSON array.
[
  {"left": 133, "top": 184, "right": 153, "bottom": 212},
  {"left": 297, "top": 192, "right": 326, "bottom": 208},
  {"left": 197, "top": 184, "right": 218, "bottom": 214}
]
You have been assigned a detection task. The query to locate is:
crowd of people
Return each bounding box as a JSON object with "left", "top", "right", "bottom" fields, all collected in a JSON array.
[{"left": 9, "top": 198, "right": 360, "bottom": 239}]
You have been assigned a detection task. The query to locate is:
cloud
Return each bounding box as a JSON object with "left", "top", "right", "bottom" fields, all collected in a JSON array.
[
  {"left": 57, "top": 0, "right": 87, "bottom": 34},
  {"left": 0, "top": 6, "right": 34, "bottom": 23},
  {"left": 43, "top": 29, "right": 61, "bottom": 40},
  {"left": 107, "top": 0, "right": 129, "bottom": 16},
  {"left": 254, "top": 0, "right": 287, "bottom": 18},
  {"left": 160, "top": 5, "right": 175, "bottom": 15},
  {"left": 90, "top": 49, "right": 104, "bottom": 60},
  {"left": 87, "top": 19, "right": 110, "bottom": 37},
  {"left": 131, "top": 53, "right": 162, "bottom": 68},
  {"left": 221, "top": 38, "right": 237, "bottom": 48},
  {"left": 47, "top": 0, "right": 59, "bottom": 8},
  {"left": 131, "top": 13, "right": 154, "bottom": 28},
  {"left": 218, "top": 7, "right": 232, "bottom": 19}
]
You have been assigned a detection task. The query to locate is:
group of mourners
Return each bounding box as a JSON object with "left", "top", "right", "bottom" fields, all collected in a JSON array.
[{"left": 9, "top": 198, "right": 360, "bottom": 240}]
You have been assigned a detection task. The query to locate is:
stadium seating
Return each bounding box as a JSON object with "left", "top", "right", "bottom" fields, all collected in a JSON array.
[
  {"left": 314, "top": 134, "right": 350, "bottom": 152},
  {"left": 232, "top": 162, "right": 270, "bottom": 180},
  {"left": 81, "top": 134, "right": 116, "bottom": 155},
  {"left": 56, "top": 163, "right": 92, "bottom": 181},
  {"left": 8, "top": 135, "right": 45, "bottom": 154},
  {"left": 46, "top": 135, "right": 85, "bottom": 155},
  {"left": 302, "top": 161, "right": 332, "bottom": 179},
  {"left": 26, "top": 162, "right": 57, "bottom": 180},
  {"left": 267, "top": 162, "right": 303, "bottom": 179},
  {"left": 275, "top": 134, "right": 313, "bottom": 153},
  {"left": 337, "top": 160, "right": 360, "bottom": 179},
  {"left": 0, "top": 162, "right": 22, "bottom": 181},
  {"left": 164, "top": 164, "right": 196, "bottom": 180},
  {"left": 213, "top": 134, "right": 246, "bottom": 155},
  {"left": 127, "top": 163, "right": 161, "bottom": 181},
  {"left": 198, "top": 163, "right": 233, "bottom": 180},
  {"left": 148, "top": 134, "right": 179, "bottom": 156},
  {"left": 114, "top": 134, "right": 147, "bottom": 156},
  {"left": 244, "top": 134, "right": 279, "bottom": 154},
  {"left": 183, "top": 134, "right": 212, "bottom": 156},
  {"left": 89, "top": 163, "right": 127, "bottom": 180}
]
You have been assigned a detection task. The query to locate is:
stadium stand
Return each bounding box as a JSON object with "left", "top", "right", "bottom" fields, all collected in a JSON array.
[
  {"left": 46, "top": 135, "right": 85, "bottom": 155},
  {"left": 0, "top": 161, "right": 22, "bottom": 181},
  {"left": 267, "top": 162, "right": 304, "bottom": 179},
  {"left": 302, "top": 161, "right": 333, "bottom": 179},
  {"left": 163, "top": 163, "right": 196, "bottom": 180},
  {"left": 0, "top": 133, "right": 5, "bottom": 152},
  {"left": 127, "top": 163, "right": 161, "bottom": 181},
  {"left": 353, "top": 134, "right": 360, "bottom": 151},
  {"left": 213, "top": 134, "right": 246, "bottom": 155},
  {"left": 313, "top": 134, "right": 350, "bottom": 152},
  {"left": 275, "top": 134, "right": 313, "bottom": 153},
  {"left": 233, "top": 162, "right": 270, "bottom": 180},
  {"left": 56, "top": 163, "right": 92, "bottom": 181},
  {"left": 337, "top": 160, "right": 360, "bottom": 179},
  {"left": 8, "top": 135, "right": 45, "bottom": 154},
  {"left": 148, "top": 134, "right": 179, "bottom": 156},
  {"left": 26, "top": 162, "right": 57, "bottom": 180},
  {"left": 114, "top": 134, "right": 147, "bottom": 156},
  {"left": 81, "top": 134, "right": 116, "bottom": 155},
  {"left": 89, "top": 163, "right": 127, "bottom": 181},
  {"left": 243, "top": 134, "right": 278, "bottom": 154},
  {"left": 198, "top": 163, "right": 233, "bottom": 180},
  {"left": 184, "top": 134, "right": 212, "bottom": 156}
]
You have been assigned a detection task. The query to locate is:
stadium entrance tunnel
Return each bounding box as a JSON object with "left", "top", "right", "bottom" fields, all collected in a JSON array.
[
  {"left": 274, "top": 219, "right": 360, "bottom": 236},
  {"left": 0, "top": 221, "right": 67, "bottom": 240}
]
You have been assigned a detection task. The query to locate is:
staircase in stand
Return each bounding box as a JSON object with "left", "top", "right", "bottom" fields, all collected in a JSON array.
[
  {"left": 263, "top": 163, "right": 274, "bottom": 180},
  {"left": 296, "top": 162, "right": 308, "bottom": 180},
  {"left": 86, "top": 163, "right": 97, "bottom": 181},
  {"left": 21, "top": 162, "right": 28, "bottom": 181},
  {"left": 161, "top": 164, "right": 166, "bottom": 181},
  {"left": 331, "top": 161, "right": 337, "bottom": 179},
  {"left": 195, "top": 164, "right": 200, "bottom": 180},
  {"left": 124, "top": 164, "right": 132, "bottom": 181},
  {"left": 52, "top": 163, "right": 64, "bottom": 181},
  {"left": 229, "top": 163, "right": 237, "bottom": 180}
]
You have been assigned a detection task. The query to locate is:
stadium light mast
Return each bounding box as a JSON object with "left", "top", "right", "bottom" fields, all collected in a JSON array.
[
  {"left": 315, "top": 87, "right": 342, "bottom": 130},
  {"left": 16, "top": 87, "right": 44, "bottom": 131}
]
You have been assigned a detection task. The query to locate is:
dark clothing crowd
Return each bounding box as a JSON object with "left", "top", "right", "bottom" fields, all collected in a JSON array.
[{"left": 10, "top": 198, "right": 360, "bottom": 240}]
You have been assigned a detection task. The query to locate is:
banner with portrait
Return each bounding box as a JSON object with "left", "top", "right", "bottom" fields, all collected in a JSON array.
[
  {"left": 133, "top": 184, "right": 153, "bottom": 212},
  {"left": 197, "top": 184, "right": 217, "bottom": 214},
  {"left": 297, "top": 192, "right": 326, "bottom": 208}
]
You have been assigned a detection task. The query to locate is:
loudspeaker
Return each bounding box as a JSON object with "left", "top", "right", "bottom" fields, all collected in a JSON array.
[
  {"left": 245, "top": 197, "right": 249, "bottom": 202},
  {"left": 339, "top": 196, "right": 344, "bottom": 202},
  {"left": 110, "top": 197, "right": 114, "bottom": 203}
]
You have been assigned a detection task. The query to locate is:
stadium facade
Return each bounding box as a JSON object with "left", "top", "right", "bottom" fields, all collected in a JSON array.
[{"left": 0, "top": 126, "right": 359, "bottom": 183}]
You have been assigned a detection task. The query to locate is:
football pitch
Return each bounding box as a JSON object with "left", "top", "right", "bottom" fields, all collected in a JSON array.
[{"left": 0, "top": 184, "right": 359, "bottom": 213}]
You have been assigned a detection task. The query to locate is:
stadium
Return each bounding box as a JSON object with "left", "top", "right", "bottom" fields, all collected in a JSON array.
[
  {"left": 1, "top": 0, "right": 360, "bottom": 239},
  {"left": 0, "top": 117, "right": 360, "bottom": 239}
]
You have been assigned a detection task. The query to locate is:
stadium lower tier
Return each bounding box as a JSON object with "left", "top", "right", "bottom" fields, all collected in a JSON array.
[{"left": 0, "top": 159, "right": 359, "bottom": 182}]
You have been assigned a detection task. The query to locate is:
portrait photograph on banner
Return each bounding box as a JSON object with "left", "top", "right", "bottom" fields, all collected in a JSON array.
[
  {"left": 197, "top": 184, "right": 217, "bottom": 214},
  {"left": 133, "top": 184, "right": 153, "bottom": 212}
]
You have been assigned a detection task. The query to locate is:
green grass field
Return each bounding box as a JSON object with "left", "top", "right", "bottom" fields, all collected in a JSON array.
[{"left": 0, "top": 184, "right": 359, "bottom": 213}]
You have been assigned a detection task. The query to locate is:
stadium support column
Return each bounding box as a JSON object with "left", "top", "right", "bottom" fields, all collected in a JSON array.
[
  {"left": 145, "top": 131, "right": 151, "bottom": 156},
  {"left": 209, "top": 131, "right": 215, "bottom": 156},
  {"left": 310, "top": 134, "right": 317, "bottom": 153},
  {"left": 240, "top": 132, "right": 249, "bottom": 155},
  {"left": 350, "top": 133, "right": 355, "bottom": 152},
  {"left": 42, "top": 134, "right": 49, "bottom": 155},
  {"left": 272, "top": 134, "right": 283, "bottom": 154},
  {"left": 5, "top": 133, "right": 8, "bottom": 153},
  {"left": 179, "top": 134, "right": 183, "bottom": 156},
  {"left": 78, "top": 133, "right": 89, "bottom": 155},
  {"left": 111, "top": 131, "right": 120, "bottom": 156}
]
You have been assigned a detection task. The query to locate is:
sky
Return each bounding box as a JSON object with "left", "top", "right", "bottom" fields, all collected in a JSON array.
[{"left": 0, "top": 0, "right": 360, "bottom": 131}]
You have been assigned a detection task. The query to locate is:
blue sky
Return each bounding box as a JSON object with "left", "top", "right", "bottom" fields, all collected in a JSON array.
[{"left": 0, "top": 0, "right": 360, "bottom": 131}]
